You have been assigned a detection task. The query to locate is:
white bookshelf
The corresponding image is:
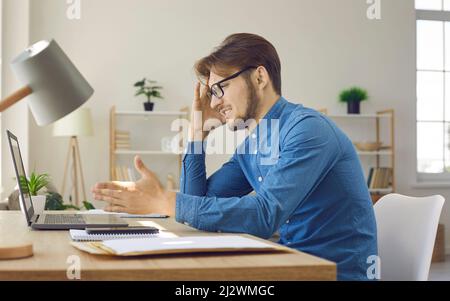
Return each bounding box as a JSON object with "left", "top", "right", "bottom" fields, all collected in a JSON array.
[
  {"left": 357, "top": 151, "right": 393, "bottom": 156},
  {"left": 109, "top": 106, "right": 189, "bottom": 182},
  {"left": 369, "top": 188, "right": 393, "bottom": 194},
  {"left": 326, "top": 114, "right": 392, "bottom": 119}
]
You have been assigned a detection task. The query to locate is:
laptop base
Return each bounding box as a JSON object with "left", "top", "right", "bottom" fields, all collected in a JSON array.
[{"left": 31, "top": 214, "right": 128, "bottom": 230}]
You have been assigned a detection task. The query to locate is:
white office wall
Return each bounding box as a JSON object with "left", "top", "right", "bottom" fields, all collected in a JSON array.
[
  {"left": 1, "top": 0, "right": 31, "bottom": 200},
  {"left": 20, "top": 0, "right": 448, "bottom": 253}
]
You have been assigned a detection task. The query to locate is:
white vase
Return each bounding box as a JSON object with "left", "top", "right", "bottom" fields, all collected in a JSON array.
[{"left": 31, "top": 195, "right": 46, "bottom": 215}]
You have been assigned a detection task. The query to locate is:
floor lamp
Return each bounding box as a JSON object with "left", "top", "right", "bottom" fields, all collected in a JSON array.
[
  {"left": 53, "top": 108, "right": 93, "bottom": 207},
  {"left": 0, "top": 40, "right": 94, "bottom": 259}
]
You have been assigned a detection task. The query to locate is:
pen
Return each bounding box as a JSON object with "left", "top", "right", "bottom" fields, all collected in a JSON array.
[{"left": 119, "top": 214, "right": 170, "bottom": 218}]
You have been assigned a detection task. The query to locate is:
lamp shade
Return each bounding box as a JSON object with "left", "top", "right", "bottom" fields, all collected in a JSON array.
[
  {"left": 53, "top": 107, "right": 94, "bottom": 137},
  {"left": 10, "top": 40, "right": 94, "bottom": 126}
]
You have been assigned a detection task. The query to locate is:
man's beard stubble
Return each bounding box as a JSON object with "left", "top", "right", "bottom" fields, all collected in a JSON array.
[{"left": 229, "top": 78, "right": 260, "bottom": 132}]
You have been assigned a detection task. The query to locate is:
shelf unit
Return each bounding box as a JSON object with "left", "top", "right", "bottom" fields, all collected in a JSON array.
[
  {"left": 319, "top": 109, "right": 395, "bottom": 202},
  {"left": 109, "top": 106, "right": 189, "bottom": 182}
]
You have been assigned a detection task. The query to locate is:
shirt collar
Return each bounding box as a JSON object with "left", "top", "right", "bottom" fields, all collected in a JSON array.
[
  {"left": 241, "top": 96, "right": 287, "bottom": 145},
  {"left": 261, "top": 96, "right": 288, "bottom": 121}
]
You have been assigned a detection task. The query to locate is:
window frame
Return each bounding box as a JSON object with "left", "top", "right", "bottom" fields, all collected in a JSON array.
[{"left": 416, "top": 6, "right": 450, "bottom": 182}]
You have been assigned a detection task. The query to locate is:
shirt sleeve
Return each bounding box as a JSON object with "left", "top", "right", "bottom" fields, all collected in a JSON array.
[
  {"left": 176, "top": 115, "right": 342, "bottom": 239},
  {"left": 180, "top": 141, "right": 253, "bottom": 197}
]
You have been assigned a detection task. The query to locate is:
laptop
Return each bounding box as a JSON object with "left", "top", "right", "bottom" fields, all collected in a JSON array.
[{"left": 7, "top": 130, "right": 128, "bottom": 230}]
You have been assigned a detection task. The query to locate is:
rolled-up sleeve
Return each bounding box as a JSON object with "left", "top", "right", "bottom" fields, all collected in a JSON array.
[
  {"left": 180, "top": 141, "right": 253, "bottom": 197},
  {"left": 180, "top": 141, "right": 208, "bottom": 196}
]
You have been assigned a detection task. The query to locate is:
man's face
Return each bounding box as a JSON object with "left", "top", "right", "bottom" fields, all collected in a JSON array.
[{"left": 208, "top": 69, "right": 259, "bottom": 131}]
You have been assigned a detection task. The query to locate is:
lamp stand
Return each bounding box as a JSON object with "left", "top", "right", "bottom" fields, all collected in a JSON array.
[{"left": 61, "top": 136, "right": 87, "bottom": 207}]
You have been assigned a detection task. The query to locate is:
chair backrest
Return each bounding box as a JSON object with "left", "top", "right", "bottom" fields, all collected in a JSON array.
[{"left": 374, "top": 193, "right": 445, "bottom": 281}]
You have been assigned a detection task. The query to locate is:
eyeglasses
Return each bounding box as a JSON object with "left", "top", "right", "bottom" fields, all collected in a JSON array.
[{"left": 209, "top": 66, "right": 257, "bottom": 99}]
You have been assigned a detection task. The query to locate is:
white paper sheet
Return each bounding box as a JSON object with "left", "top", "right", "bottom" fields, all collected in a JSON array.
[{"left": 102, "top": 235, "right": 277, "bottom": 255}]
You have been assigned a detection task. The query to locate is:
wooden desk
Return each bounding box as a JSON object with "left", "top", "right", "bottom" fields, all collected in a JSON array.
[{"left": 0, "top": 211, "right": 336, "bottom": 280}]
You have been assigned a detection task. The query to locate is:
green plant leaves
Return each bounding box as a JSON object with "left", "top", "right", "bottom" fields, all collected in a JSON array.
[
  {"left": 45, "top": 192, "right": 67, "bottom": 210},
  {"left": 19, "top": 176, "right": 29, "bottom": 194},
  {"left": 27, "top": 172, "right": 50, "bottom": 196},
  {"left": 135, "top": 89, "right": 146, "bottom": 97},
  {"left": 45, "top": 192, "right": 96, "bottom": 211},
  {"left": 134, "top": 78, "right": 164, "bottom": 102},
  {"left": 83, "top": 201, "right": 96, "bottom": 210},
  {"left": 339, "top": 87, "right": 368, "bottom": 103},
  {"left": 134, "top": 78, "right": 146, "bottom": 87}
]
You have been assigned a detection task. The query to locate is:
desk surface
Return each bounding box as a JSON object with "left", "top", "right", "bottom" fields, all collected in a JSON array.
[{"left": 0, "top": 211, "right": 336, "bottom": 280}]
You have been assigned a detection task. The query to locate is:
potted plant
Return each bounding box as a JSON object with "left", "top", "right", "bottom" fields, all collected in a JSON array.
[
  {"left": 45, "top": 192, "right": 95, "bottom": 211},
  {"left": 339, "top": 87, "right": 368, "bottom": 114},
  {"left": 20, "top": 172, "right": 51, "bottom": 215},
  {"left": 19, "top": 173, "right": 96, "bottom": 213},
  {"left": 134, "top": 78, "right": 164, "bottom": 111}
]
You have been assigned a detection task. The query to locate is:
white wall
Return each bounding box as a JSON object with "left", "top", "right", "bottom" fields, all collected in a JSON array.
[
  {"left": 12, "top": 0, "right": 447, "bottom": 253},
  {"left": 1, "top": 0, "right": 31, "bottom": 199}
]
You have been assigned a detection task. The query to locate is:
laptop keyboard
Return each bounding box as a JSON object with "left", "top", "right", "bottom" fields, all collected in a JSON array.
[{"left": 43, "top": 214, "right": 86, "bottom": 225}]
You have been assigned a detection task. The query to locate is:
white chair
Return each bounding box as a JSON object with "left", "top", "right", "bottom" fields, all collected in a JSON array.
[{"left": 374, "top": 193, "right": 445, "bottom": 281}]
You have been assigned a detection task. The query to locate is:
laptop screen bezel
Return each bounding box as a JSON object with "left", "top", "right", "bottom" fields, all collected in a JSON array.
[{"left": 7, "top": 130, "right": 35, "bottom": 225}]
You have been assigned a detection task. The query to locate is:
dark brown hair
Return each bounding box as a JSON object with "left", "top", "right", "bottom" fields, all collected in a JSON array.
[{"left": 195, "top": 33, "right": 282, "bottom": 95}]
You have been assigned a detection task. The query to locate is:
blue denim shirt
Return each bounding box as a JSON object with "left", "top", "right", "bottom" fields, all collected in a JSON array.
[{"left": 176, "top": 97, "right": 378, "bottom": 281}]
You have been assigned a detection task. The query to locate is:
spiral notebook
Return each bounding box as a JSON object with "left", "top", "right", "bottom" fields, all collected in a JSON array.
[
  {"left": 69, "top": 229, "right": 159, "bottom": 241},
  {"left": 70, "top": 235, "right": 291, "bottom": 257}
]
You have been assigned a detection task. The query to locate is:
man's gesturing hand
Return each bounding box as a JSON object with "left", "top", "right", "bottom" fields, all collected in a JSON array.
[{"left": 92, "top": 156, "right": 176, "bottom": 215}]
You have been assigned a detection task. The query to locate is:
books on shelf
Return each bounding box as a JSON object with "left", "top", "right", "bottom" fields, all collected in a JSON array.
[
  {"left": 115, "top": 144, "right": 131, "bottom": 150},
  {"left": 115, "top": 130, "right": 131, "bottom": 149},
  {"left": 367, "top": 167, "right": 392, "bottom": 189},
  {"left": 115, "top": 130, "right": 130, "bottom": 135}
]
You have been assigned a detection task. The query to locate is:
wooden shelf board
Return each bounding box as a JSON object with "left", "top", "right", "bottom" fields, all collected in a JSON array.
[
  {"left": 357, "top": 151, "right": 393, "bottom": 156},
  {"left": 369, "top": 188, "right": 393, "bottom": 193}
]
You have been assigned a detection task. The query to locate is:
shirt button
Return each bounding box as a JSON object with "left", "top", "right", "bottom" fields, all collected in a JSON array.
[
  {"left": 286, "top": 220, "right": 290, "bottom": 224},
  {"left": 258, "top": 176, "right": 263, "bottom": 182},
  {"left": 252, "top": 134, "right": 257, "bottom": 139},
  {"left": 254, "top": 150, "right": 258, "bottom": 155}
]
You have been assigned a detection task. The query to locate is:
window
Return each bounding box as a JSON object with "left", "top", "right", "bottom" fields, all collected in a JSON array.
[
  {"left": 0, "top": 0, "right": 2, "bottom": 190},
  {"left": 416, "top": 0, "right": 450, "bottom": 11},
  {"left": 416, "top": 1, "right": 450, "bottom": 179}
]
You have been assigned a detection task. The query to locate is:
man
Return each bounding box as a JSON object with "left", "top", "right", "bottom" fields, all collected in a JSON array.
[{"left": 92, "top": 33, "right": 378, "bottom": 281}]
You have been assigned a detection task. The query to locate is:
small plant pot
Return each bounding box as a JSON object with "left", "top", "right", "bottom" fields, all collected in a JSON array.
[
  {"left": 31, "top": 195, "right": 47, "bottom": 215},
  {"left": 143, "top": 102, "right": 154, "bottom": 111},
  {"left": 347, "top": 100, "right": 361, "bottom": 114}
]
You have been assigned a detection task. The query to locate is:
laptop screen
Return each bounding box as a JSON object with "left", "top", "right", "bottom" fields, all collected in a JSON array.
[{"left": 7, "top": 130, "right": 34, "bottom": 224}]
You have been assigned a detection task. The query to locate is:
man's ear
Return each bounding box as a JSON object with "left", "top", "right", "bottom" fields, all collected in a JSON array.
[{"left": 254, "top": 66, "right": 270, "bottom": 90}]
